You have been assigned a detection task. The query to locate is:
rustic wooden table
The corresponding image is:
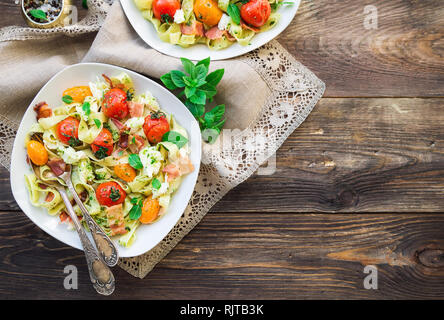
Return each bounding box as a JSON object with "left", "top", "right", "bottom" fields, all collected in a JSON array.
[{"left": 0, "top": 0, "right": 443, "bottom": 299}]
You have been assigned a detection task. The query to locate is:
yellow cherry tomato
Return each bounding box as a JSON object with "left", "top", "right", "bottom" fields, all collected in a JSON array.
[
  {"left": 139, "top": 196, "right": 160, "bottom": 224},
  {"left": 62, "top": 86, "right": 92, "bottom": 103},
  {"left": 27, "top": 140, "right": 48, "bottom": 166},
  {"left": 193, "top": 0, "right": 223, "bottom": 27},
  {"left": 114, "top": 163, "right": 137, "bottom": 182}
]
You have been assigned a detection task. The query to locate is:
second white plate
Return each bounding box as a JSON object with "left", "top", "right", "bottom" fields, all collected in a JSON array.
[{"left": 120, "top": 0, "right": 301, "bottom": 61}]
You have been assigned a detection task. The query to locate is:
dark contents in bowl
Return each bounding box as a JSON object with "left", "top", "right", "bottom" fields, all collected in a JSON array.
[{"left": 24, "top": 0, "right": 62, "bottom": 24}]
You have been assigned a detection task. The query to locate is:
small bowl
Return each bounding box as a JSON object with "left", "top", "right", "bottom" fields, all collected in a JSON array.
[{"left": 21, "top": 0, "right": 72, "bottom": 29}]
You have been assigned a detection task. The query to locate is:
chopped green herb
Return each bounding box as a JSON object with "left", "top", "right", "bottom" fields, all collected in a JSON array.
[
  {"left": 82, "top": 101, "right": 91, "bottom": 116},
  {"left": 128, "top": 153, "right": 143, "bottom": 169},
  {"left": 162, "top": 131, "right": 188, "bottom": 149},
  {"left": 62, "top": 95, "right": 73, "bottom": 104},
  {"left": 94, "top": 119, "right": 101, "bottom": 128},
  {"left": 109, "top": 187, "right": 121, "bottom": 202},
  {"left": 28, "top": 9, "right": 48, "bottom": 21},
  {"left": 152, "top": 178, "right": 161, "bottom": 190},
  {"left": 94, "top": 145, "right": 109, "bottom": 159}
]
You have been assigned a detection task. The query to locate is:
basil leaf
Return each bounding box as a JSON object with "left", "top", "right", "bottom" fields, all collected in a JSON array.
[
  {"left": 93, "top": 119, "right": 101, "bottom": 128},
  {"left": 199, "top": 84, "right": 217, "bottom": 100},
  {"left": 206, "top": 69, "right": 224, "bottom": 87},
  {"left": 160, "top": 73, "right": 178, "bottom": 90},
  {"left": 227, "top": 4, "right": 241, "bottom": 25},
  {"left": 189, "top": 90, "right": 206, "bottom": 105},
  {"left": 82, "top": 0, "right": 88, "bottom": 9},
  {"left": 29, "top": 9, "right": 48, "bottom": 21},
  {"left": 129, "top": 201, "right": 142, "bottom": 220},
  {"left": 181, "top": 57, "right": 195, "bottom": 76},
  {"left": 62, "top": 95, "right": 73, "bottom": 104},
  {"left": 195, "top": 64, "right": 208, "bottom": 82},
  {"left": 152, "top": 178, "right": 161, "bottom": 190},
  {"left": 170, "top": 70, "right": 186, "bottom": 88},
  {"left": 82, "top": 101, "right": 91, "bottom": 116},
  {"left": 184, "top": 86, "right": 197, "bottom": 98},
  {"left": 204, "top": 104, "right": 225, "bottom": 127},
  {"left": 196, "top": 57, "right": 210, "bottom": 69},
  {"left": 202, "top": 128, "right": 221, "bottom": 144},
  {"left": 128, "top": 154, "right": 143, "bottom": 169},
  {"left": 185, "top": 100, "right": 205, "bottom": 118},
  {"left": 162, "top": 131, "right": 188, "bottom": 149},
  {"left": 130, "top": 197, "right": 139, "bottom": 205}
]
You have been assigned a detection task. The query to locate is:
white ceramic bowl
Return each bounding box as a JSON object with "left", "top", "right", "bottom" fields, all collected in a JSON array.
[
  {"left": 120, "top": 0, "right": 301, "bottom": 61},
  {"left": 10, "top": 63, "right": 201, "bottom": 257}
]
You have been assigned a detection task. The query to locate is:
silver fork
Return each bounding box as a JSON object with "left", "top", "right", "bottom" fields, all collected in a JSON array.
[
  {"left": 58, "top": 165, "right": 119, "bottom": 267},
  {"left": 31, "top": 163, "right": 115, "bottom": 295}
]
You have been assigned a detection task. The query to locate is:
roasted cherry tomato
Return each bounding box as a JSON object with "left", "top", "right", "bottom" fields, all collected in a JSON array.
[
  {"left": 95, "top": 181, "right": 126, "bottom": 207},
  {"left": 114, "top": 163, "right": 137, "bottom": 182},
  {"left": 240, "top": 0, "right": 271, "bottom": 28},
  {"left": 139, "top": 196, "right": 160, "bottom": 224},
  {"left": 62, "top": 86, "right": 92, "bottom": 103},
  {"left": 91, "top": 128, "right": 114, "bottom": 159},
  {"left": 143, "top": 111, "right": 170, "bottom": 144},
  {"left": 194, "top": 0, "right": 223, "bottom": 27},
  {"left": 56, "top": 116, "right": 81, "bottom": 146},
  {"left": 27, "top": 140, "right": 48, "bottom": 166},
  {"left": 102, "top": 88, "right": 129, "bottom": 120},
  {"left": 153, "top": 0, "right": 180, "bottom": 23}
]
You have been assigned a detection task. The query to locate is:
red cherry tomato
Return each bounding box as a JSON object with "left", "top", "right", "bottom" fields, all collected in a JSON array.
[
  {"left": 91, "top": 128, "right": 114, "bottom": 159},
  {"left": 95, "top": 181, "right": 126, "bottom": 207},
  {"left": 152, "top": 0, "right": 180, "bottom": 22},
  {"left": 143, "top": 111, "right": 170, "bottom": 144},
  {"left": 102, "top": 88, "right": 129, "bottom": 120},
  {"left": 56, "top": 116, "right": 80, "bottom": 146},
  {"left": 240, "top": 0, "right": 271, "bottom": 28}
]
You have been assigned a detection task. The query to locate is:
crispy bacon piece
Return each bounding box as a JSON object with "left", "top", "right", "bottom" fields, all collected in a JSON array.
[
  {"left": 47, "top": 158, "right": 66, "bottom": 176},
  {"left": 205, "top": 26, "right": 224, "bottom": 40},
  {"left": 241, "top": 21, "right": 260, "bottom": 32},
  {"left": 106, "top": 204, "right": 128, "bottom": 236},
  {"left": 45, "top": 192, "right": 55, "bottom": 202},
  {"left": 79, "top": 190, "right": 88, "bottom": 202},
  {"left": 181, "top": 21, "right": 205, "bottom": 37},
  {"left": 128, "top": 101, "right": 144, "bottom": 118},
  {"left": 128, "top": 134, "right": 146, "bottom": 154},
  {"left": 102, "top": 74, "right": 125, "bottom": 90},
  {"left": 162, "top": 154, "right": 194, "bottom": 182},
  {"left": 33, "top": 102, "right": 52, "bottom": 120},
  {"left": 224, "top": 30, "right": 236, "bottom": 41},
  {"left": 110, "top": 118, "right": 126, "bottom": 131}
]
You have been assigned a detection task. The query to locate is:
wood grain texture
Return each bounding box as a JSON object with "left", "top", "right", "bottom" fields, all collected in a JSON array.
[
  {"left": 1, "top": 210, "right": 444, "bottom": 299},
  {"left": 213, "top": 98, "right": 444, "bottom": 213},
  {"left": 278, "top": 0, "right": 444, "bottom": 97}
]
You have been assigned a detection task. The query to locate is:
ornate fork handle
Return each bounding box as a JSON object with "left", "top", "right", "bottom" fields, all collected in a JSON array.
[
  {"left": 65, "top": 178, "right": 119, "bottom": 267},
  {"left": 57, "top": 187, "right": 115, "bottom": 296}
]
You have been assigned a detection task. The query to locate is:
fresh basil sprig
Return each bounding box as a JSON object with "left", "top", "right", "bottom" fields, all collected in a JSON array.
[{"left": 160, "top": 57, "right": 226, "bottom": 143}]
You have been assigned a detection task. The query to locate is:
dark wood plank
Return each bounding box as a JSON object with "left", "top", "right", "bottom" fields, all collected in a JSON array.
[
  {"left": 213, "top": 97, "right": 444, "bottom": 213},
  {"left": 1, "top": 210, "right": 444, "bottom": 299},
  {"left": 1, "top": 0, "right": 443, "bottom": 97},
  {"left": 278, "top": 0, "right": 444, "bottom": 97},
  {"left": 2, "top": 98, "right": 444, "bottom": 213}
]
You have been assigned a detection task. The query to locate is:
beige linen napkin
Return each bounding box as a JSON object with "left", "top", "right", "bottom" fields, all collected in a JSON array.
[{"left": 0, "top": 1, "right": 324, "bottom": 278}]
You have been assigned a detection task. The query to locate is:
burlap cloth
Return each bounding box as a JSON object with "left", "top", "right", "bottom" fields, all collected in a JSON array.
[{"left": 0, "top": 1, "right": 324, "bottom": 278}]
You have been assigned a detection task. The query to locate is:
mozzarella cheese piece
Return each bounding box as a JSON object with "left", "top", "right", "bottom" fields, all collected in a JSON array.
[
  {"left": 218, "top": 13, "right": 232, "bottom": 31},
  {"left": 174, "top": 9, "right": 185, "bottom": 24},
  {"left": 139, "top": 146, "right": 163, "bottom": 178}
]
